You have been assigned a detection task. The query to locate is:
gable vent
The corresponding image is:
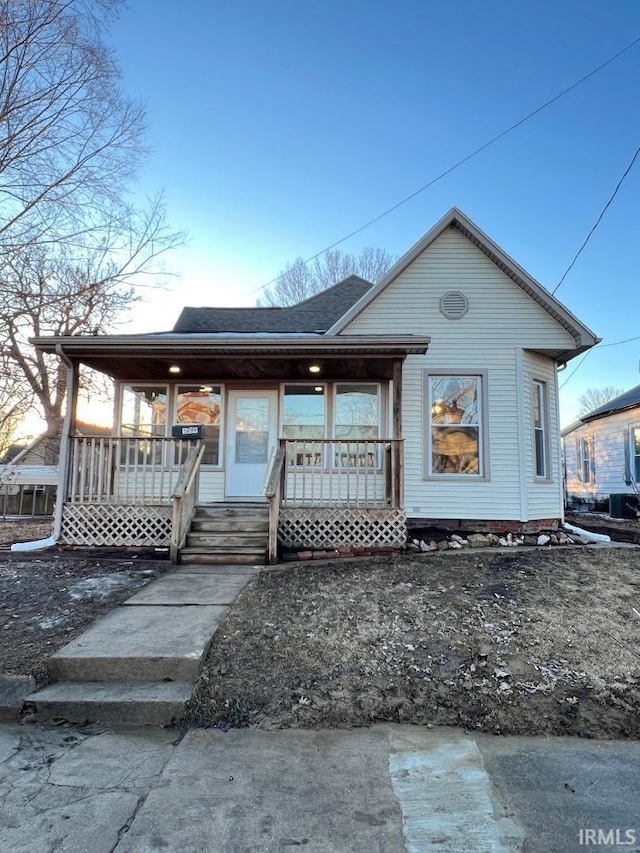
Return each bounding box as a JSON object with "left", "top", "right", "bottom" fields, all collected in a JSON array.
[{"left": 439, "top": 290, "right": 468, "bottom": 319}]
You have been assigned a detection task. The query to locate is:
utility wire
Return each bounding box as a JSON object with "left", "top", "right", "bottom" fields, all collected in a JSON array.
[
  {"left": 559, "top": 350, "right": 593, "bottom": 390},
  {"left": 552, "top": 143, "right": 640, "bottom": 295},
  {"left": 252, "top": 36, "right": 640, "bottom": 296}
]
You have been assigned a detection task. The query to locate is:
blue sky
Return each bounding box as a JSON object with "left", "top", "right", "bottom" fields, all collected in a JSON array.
[{"left": 109, "top": 0, "right": 640, "bottom": 425}]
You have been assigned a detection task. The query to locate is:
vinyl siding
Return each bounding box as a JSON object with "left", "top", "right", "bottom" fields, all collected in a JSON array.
[
  {"left": 342, "top": 227, "right": 572, "bottom": 520},
  {"left": 564, "top": 408, "right": 640, "bottom": 502}
]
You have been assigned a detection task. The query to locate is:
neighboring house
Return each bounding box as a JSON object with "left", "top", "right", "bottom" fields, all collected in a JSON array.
[
  {"left": 31, "top": 208, "right": 598, "bottom": 560},
  {"left": 0, "top": 423, "right": 112, "bottom": 516},
  {"left": 562, "top": 385, "right": 640, "bottom": 511}
]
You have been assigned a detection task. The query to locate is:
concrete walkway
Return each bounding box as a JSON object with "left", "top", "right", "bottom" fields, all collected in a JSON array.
[
  {"left": 27, "top": 564, "right": 260, "bottom": 725},
  {"left": 0, "top": 723, "right": 638, "bottom": 852}
]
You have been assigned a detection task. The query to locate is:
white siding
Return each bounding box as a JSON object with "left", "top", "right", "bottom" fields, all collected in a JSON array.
[
  {"left": 564, "top": 409, "right": 640, "bottom": 503},
  {"left": 342, "top": 227, "right": 573, "bottom": 521},
  {"left": 198, "top": 470, "right": 225, "bottom": 503}
]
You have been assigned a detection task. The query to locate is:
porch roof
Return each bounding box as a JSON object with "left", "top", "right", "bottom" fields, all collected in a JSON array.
[{"left": 31, "top": 333, "right": 431, "bottom": 382}]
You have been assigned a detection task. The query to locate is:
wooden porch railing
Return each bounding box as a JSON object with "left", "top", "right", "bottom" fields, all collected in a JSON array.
[
  {"left": 170, "top": 442, "right": 205, "bottom": 562},
  {"left": 265, "top": 445, "right": 286, "bottom": 564},
  {"left": 67, "top": 437, "right": 198, "bottom": 505},
  {"left": 279, "top": 438, "right": 403, "bottom": 509}
]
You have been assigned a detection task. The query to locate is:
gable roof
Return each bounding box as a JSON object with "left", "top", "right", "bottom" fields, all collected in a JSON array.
[
  {"left": 327, "top": 207, "right": 600, "bottom": 361},
  {"left": 571, "top": 384, "right": 640, "bottom": 428},
  {"left": 173, "top": 275, "right": 374, "bottom": 334}
]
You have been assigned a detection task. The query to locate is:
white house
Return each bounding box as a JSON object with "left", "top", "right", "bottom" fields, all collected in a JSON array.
[
  {"left": 562, "top": 385, "right": 640, "bottom": 513},
  {"left": 32, "top": 208, "right": 599, "bottom": 562}
]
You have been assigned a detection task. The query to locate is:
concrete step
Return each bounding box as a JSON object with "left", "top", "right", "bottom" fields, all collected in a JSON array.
[
  {"left": 186, "top": 532, "right": 268, "bottom": 548},
  {"left": 180, "top": 549, "right": 266, "bottom": 565},
  {"left": 50, "top": 604, "right": 227, "bottom": 683},
  {"left": 27, "top": 681, "right": 193, "bottom": 726}
]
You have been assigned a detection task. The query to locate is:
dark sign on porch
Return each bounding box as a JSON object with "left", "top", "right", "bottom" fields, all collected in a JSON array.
[{"left": 172, "top": 424, "right": 204, "bottom": 439}]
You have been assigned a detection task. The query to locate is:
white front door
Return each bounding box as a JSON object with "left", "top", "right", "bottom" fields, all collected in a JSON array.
[{"left": 226, "top": 390, "right": 278, "bottom": 498}]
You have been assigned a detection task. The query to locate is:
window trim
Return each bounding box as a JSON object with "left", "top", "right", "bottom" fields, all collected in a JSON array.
[
  {"left": 532, "top": 378, "right": 551, "bottom": 482},
  {"left": 422, "top": 369, "right": 490, "bottom": 481}
]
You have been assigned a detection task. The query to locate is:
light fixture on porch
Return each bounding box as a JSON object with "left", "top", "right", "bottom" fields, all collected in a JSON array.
[
  {"left": 308, "top": 364, "right": 321, "bottom": 374},
  {"left": 169, "top": 365, "right": 181, "bottom": 374},
  {"left": 314, "top": 386, "right": 323, "bottom": 393}
]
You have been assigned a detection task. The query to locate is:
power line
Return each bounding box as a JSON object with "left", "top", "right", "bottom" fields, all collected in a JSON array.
[
  {"left": 559, "top": 350, "right": 593, "bottom": 390},
  {"left": 252, "top": 35, "right": 640, "bottom": 296},
  {"left": 552, "top": 143, "right": 640, "bottom": 295}
]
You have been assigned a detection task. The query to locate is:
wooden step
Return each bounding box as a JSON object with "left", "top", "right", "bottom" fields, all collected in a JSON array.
[
  {"left": 191, "top": 517, "right": 269, "bottom": 533},
  {"left": 186, "top": 532, "right": 268, "bottom": 548},
  {"left": 180, "top": 548, "right": 267, "bottom": 566}
]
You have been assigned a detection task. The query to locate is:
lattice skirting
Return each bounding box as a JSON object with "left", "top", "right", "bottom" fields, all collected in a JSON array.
[
  {"left": 60, "top": 504, "right": 172, "bottom": 547},
  {"left": 279, "top": 507, "right": 406, "bottom": 550}
]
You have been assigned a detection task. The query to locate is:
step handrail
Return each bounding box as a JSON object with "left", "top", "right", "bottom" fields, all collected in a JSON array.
[
  {"left": 170, "top": 442, "right": 206, "bottom": 562},
  {"left": 265, "top": 442, "right": 286, "bottom": 564}
]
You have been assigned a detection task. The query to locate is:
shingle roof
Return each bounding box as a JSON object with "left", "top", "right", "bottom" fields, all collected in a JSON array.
[
  {"left": 172, "top": 275, "right": 374, "bottom": 334},
  {"left": 580, "top": 384, "right": 640, "bottom": 422}
]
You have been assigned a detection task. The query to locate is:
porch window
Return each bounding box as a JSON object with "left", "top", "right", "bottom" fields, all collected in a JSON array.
[
  {"left": 335, "top": 383, "right": 379, "bottom": 467},
  {"left": 283, "top": 384, "right": 325, "bottom": 466},
  {"left": 176, "top": 385, "right": 221, "bottom": 465},
  {"left": 120, "top": 385, "right": 168, "bottom": 437},
  {"left": 533, "top": 379, "right": 548, "bottom": 479},
  {"left": 427, "top": 375, "right": 482, "bottom": 476}
]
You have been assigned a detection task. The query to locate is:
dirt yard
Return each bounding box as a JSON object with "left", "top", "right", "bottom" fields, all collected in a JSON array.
[
  {"left": 1, "top": 516, "right": 639, "bottom": 738},
  {"left": 187, "top": 543, "right": 640, "bottom": 739},
  {"left": 0, "top": 519, "right": 170, "bottom": 683}
]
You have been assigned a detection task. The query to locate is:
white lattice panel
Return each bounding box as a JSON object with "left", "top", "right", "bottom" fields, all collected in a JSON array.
[
  {"left": 61, "top": 504, "right": 172, "bottom": 546},
  {"left": 279, "top": 507, "right": 406, "bottom": 549}
]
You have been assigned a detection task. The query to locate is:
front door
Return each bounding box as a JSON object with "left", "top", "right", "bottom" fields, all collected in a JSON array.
[{"left": 226, "top": 390, "right": 278, "bottom": 498}]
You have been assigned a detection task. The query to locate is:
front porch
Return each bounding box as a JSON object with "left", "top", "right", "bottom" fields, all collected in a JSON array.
[{"left": 59, "top": 435, "right": 406, "bottom": 561}]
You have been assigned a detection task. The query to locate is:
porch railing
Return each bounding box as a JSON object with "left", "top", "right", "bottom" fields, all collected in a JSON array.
[
  {"left": 67, "top": 437, "right": 197, "bottom": 505},
  {"left": 278, "top": 438, "right": 403, "bottom": 508},
  {"left": 170, "top": 442, "right": 205, "bottom": 562}
]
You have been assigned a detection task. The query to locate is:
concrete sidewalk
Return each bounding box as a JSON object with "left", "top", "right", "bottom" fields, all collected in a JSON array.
[
  {"left": 26, "top": 563, "right": 260, "bottom": 725},
  {"left": 0, "top": 723, "right": 638, "bottom": 852}
]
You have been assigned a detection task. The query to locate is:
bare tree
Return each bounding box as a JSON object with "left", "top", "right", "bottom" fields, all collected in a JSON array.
[
  {"left": 577, "top": 386, "right": 623, "bottom": 417},
  {"left": 259, "top": 246, "right": 397, "bottom": 307},
  {"left": 0, "top": 0, "right": 182, "bottom": 440}
]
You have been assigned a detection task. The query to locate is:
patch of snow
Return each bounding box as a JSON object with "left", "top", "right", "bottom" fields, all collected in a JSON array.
[{"left": 68, "top": 571, "right": 151, "bottom": 602}]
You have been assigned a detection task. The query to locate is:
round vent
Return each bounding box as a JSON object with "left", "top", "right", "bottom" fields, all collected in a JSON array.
[{"left": 439, "top": 290, "right": 468, "bottom": 320}]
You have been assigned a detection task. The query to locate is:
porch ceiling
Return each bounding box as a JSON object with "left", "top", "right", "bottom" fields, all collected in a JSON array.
[{"left": 31, "top": 334, "right": 431, "bottom": 382}]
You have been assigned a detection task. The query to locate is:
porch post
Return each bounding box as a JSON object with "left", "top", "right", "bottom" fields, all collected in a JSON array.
[
  {"left": 52, "top": 352, "right": 79, "bottom": 539},
  {"left": 392, "top": 359, "right": 403, "bottom": 506}
]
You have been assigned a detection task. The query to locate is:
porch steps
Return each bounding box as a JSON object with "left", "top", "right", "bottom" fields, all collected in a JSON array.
[
  {"left": 26, "top": 564, "right": 259, "bottom": 725},
  {"left": 179, "top": 503, "right": 269, "bottom": 565}
]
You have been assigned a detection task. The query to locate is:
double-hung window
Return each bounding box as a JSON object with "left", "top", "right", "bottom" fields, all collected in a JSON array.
[
  {"left": 632, "top": 427, "right": 640, "bottom": 482},
  {"left": 175, "top": 385, "right": 222, "bottom": 465},
  {"left": 334, "top": 383, "right": 379, "bottom": 467},
  {"left": 119, "top": 385, "right": 168, "bottom": 465},
  {"left": 427, "top": 374, "right": 483, "bottom": 476},
  {"left": 283, "top": 384, "right": 326, "bottom": 466},
  {"left": 533, "top": 380, "right": 548, "bottom": 479},
  {"left": 579, "top": 436, "right": 594, "bottom": 484}
]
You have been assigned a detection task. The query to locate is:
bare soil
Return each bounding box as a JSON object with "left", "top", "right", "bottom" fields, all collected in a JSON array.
[
  {"left": 2, "top": 516, "right": 640, "bottom": 739},
  {"left": 0, "top": 519, "right": 170, "bottom": 684},
  {"left": 187, "top": 543, "right": 640, "bottom": 739}
]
